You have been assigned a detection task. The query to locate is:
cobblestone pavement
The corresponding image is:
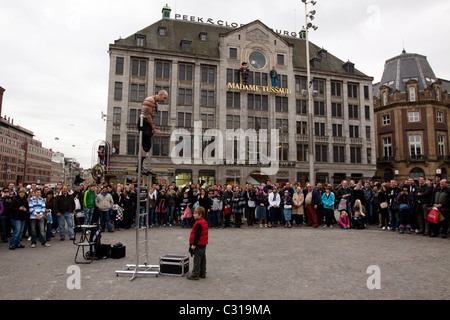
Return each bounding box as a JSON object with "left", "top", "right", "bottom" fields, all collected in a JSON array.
[{"left": 1, "top": 218, "right": 448, "bottom": 301}]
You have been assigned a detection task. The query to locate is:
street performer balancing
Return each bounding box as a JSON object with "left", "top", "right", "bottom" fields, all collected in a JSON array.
[{"left": 138, "top": 90, "right": 168, "bottom": 175}]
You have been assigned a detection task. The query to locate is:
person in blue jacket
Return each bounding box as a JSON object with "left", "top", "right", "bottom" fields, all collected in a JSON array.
[{"left": 321, "top": 186, "right": 335, "bottom": 227}]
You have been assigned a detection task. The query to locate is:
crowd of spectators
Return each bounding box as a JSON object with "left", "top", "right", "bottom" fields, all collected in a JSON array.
[{"left": 1, "top": 174, "right": 448, "bottom": 251}]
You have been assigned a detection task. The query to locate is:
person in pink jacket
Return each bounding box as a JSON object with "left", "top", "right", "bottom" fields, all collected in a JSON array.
[{"left": 339, "top": 211, "right": 350, "bottom": 229}]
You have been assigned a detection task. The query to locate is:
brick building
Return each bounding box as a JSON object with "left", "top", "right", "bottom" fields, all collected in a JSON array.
[
  {"left": 373, "top": 50, "right": 450, "bottom": 181},
  {"left": 0, "top": 116, "right": 52, "bottom": 187}
]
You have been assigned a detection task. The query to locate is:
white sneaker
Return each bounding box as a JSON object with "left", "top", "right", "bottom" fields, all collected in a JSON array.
[
  {"left": 31, "top": 243, "right": 36, "bottom": 248},
  {"left": 382, "top": 226, "right": 386, "bottom": 230},
  {"left": 43, "top": 243, "right": 50, "bottom": 247}
]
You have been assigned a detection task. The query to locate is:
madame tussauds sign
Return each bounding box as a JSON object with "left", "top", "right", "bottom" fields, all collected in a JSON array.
[{"left": 227, "top": 82, "right": 292, "bottom": 95}]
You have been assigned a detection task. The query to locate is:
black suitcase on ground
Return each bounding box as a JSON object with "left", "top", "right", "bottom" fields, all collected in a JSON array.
[
  {"left": 96, "top": 244, "right": 111, "bottom": 259},
  {"left": 111, "top": 244, "right": 126, "bottom": 259},
  {"left": 159, "top": 255, "right": 189, "bottom": 276}
]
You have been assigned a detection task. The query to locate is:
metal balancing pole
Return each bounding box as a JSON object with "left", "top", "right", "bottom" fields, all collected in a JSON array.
[{"left": 116, "top": 113, "right": 159, "bottom": 280}]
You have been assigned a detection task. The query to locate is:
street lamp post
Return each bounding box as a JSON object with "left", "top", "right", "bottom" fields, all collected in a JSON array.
[{"left": 302, "top": 0, "right": 318, "bottom": 185}]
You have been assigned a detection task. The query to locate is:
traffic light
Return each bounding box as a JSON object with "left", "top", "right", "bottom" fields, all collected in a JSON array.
[{"left": 74, "top": 174, "right": 84, "bottom": 185}]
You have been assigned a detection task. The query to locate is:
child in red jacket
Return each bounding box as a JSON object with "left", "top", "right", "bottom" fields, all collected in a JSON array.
[{"left": 187, "top": 206, "right": 209, "bottom": 280}]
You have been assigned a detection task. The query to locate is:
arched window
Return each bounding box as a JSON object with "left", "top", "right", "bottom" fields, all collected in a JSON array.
[
  {"left": 409, "top": 167, "right": 425, "bottom": 180},
  {"left": 383, "top": 169, "right": 394, "bottom": 182}
]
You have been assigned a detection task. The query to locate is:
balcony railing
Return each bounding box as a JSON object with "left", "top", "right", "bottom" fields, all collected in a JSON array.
[
  {"left": 350, "top": 138, "right": 363, "bottom": 145},
  {"left": 296, "top": 134, "right": 308, "bottom": 142},
  {"left": 332, "top": 137, "right": 346, "bottom": 144},
  {"left": 314, "top": 135, "right": 329, "bottom": 143},
  {"left": 407, "top": 155, "right": 428, "bottom": 162},
  {"left": 377, "top": 157, "right": 394, "bottom": 163},
  {"left": 437, "top": 155, "right": 450, "bottom": 162}
]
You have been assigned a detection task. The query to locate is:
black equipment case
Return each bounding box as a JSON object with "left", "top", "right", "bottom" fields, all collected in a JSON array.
[
  {"left": 111, "top": 243, "right": 126, "bottom": 259},
  {"left": 96, "top": 244, "right": 111, "bottom": 259},
  {"left": 159, "top": 255, "right": 189, "bottom": 276}
]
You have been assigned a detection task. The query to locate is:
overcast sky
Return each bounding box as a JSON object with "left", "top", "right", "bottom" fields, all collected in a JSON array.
[{"left": 1, "top": 0, "right": 449, "bottom": 169}]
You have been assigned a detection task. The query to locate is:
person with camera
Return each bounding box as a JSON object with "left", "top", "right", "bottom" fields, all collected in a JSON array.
[{"left": 396, "top": 185, "right": 414, "bottom": 234}]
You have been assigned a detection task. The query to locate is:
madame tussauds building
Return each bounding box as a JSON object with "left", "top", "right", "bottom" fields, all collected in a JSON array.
[{"left": 104, "top": 6, "right": 376, "bottom": 188}]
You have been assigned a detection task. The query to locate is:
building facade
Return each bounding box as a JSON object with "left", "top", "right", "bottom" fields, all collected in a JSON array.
[
  {"left": 64, "top": 158, "right": 82, "bottom": 187},
  {"left": 373, "top": 50, "right": 450, "bottom": 181},
  {"left": 0, "top": 116, "right": 52, "bottom": 187},
  {"left": 105, "top": 7, "right": 377, "bottom": 187}
]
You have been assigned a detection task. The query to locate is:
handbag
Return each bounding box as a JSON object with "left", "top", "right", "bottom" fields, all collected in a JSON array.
[
  {"left": 182, "top": 206, "right": 192, "bottom": 219},
  {"left": 338, "top": 198, "right": 347, "bottom": 211},
  {"left": 399, "top": 203, "right": 411, "bottom": 210},
  {"left": 284, "top": 205, "right": 292, "bottom": 209},
  {"left": 427, "top": 207, "right": 440, "bottom": 224},
  {"left": 224, "top": 207, "right": 232, "bottom": 215},
  {"left": 380, "top": 202, "right": 388, "bottom": 209},
  {"left": 116, "top": 207, "right": 124, "bottom": 221}
]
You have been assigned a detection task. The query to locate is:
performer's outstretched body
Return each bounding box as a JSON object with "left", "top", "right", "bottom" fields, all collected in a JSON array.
[{"left": 138, "top": 90, "right": 168, "bottom": 175}]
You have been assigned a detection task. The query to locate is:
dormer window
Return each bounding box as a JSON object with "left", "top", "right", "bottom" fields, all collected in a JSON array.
[
  {"left": 181, "top": 40, "right": 192, "bottom": 52},
  {"left": 158, "top": 26, "right": 167, "bottom": 37},
  {"left": 135, "top": 34, "right": 146, "bottom": 47},
  {"left": 199, "top": 32, "right": 208, "bottom": 41},
  {"left": 343, "top": 61, "right": 355, "bottom": 74},
  {"left": 318, "top": 48, "right": 328, "bottom": 59},
  {"left": 406, "top": 80, "right": 418, "bottom": 102},
  {"left": 310, "top": 57, "right": 322, "bottom": 70},
  {"left": 409, "top": 86, "right": 416, "bottom": 102}
]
